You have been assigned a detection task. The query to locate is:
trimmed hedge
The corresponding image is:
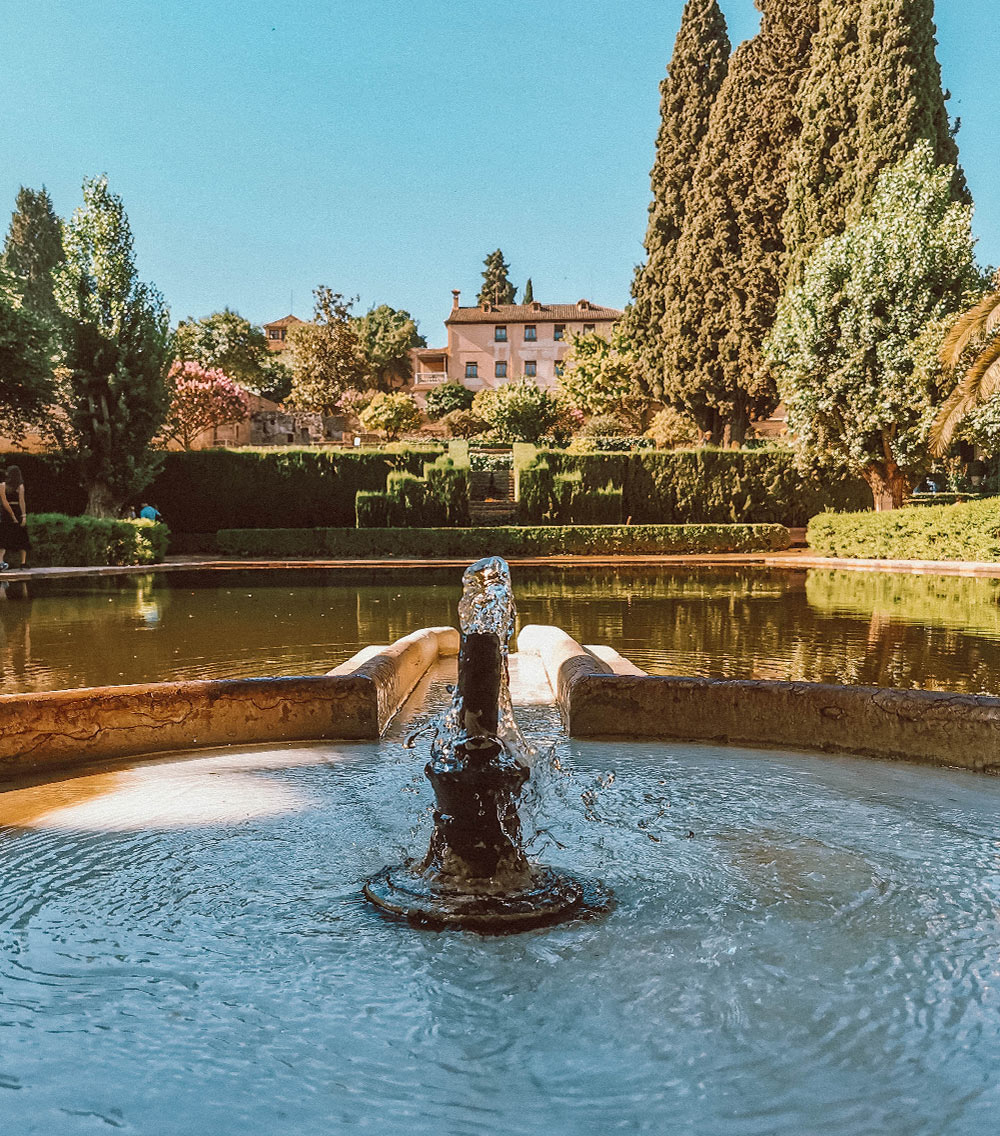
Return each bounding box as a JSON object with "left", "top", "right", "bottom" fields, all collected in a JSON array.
[
  {"left": 216, "top": 523, "right": 790, "bottom": 559},
  {"left": 356, "top": 455, "right": 470, "bottom": 527},
  {"left": 26, "top": 514, "right": 168, "bottom": 567},
  {"left": 807, "top": 497, "right": 1000, "bottom": 561},
  {"left": 518, "top": 448, "right": 869, "bottom": 527},
  {"left": 0, "top": 448, "right": 443, "bottom": 533}
]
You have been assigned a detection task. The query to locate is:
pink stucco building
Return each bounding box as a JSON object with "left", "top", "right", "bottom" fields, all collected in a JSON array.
[{"left": 411, "top": 291, "right": 622, "bottom": 398}]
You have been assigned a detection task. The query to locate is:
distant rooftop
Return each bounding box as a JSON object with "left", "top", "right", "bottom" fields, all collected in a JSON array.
[
  {"left": 446, "top": 298, "right": 622, "bottom": 325},
  {"left": 263, "top": 314, "right": 305, "bottom": 329}
]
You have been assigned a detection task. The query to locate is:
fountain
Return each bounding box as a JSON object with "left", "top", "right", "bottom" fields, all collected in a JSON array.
[{"left": 364, "top": 556, "right": 608, "bottom": 930}]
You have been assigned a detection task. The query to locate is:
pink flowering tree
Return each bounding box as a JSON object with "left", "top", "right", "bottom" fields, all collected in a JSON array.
[{"left": 161, "top": 361, "right": 251, "bottom": 450}]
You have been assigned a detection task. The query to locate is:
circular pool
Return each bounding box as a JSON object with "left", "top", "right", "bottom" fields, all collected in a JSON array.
[{"left": 1, "top": 703, "right": 998, "bottom": 1134}]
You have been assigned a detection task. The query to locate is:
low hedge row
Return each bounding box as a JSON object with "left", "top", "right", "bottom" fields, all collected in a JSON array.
[
  {"left": 519, "top": 448, "right": 869, "bottom": 526},
  {"left": 216, "top": 523, "right": 790, "bottom": 559},
  {"left": 26, "top": 514, "right": 168, "bottom": 567},
  {"left": 807, "top": 497, "right": 1000, "bottom": 561}
]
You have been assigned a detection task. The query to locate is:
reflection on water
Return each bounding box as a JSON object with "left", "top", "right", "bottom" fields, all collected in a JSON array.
[{"left": 4, "top": 567, "right": 1000, "bottom": 695}]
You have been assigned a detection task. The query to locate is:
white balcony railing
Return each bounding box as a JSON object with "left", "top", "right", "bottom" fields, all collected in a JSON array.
[{"left": 413, "top": 371, "right": 449, "bottom": 387}]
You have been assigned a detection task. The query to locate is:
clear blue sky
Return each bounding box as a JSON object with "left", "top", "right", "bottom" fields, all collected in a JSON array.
[{"left": 1, "top": 1, "right": 996, "bottom": 345}]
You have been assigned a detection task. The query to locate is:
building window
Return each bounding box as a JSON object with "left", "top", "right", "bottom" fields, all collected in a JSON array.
[
  {"left": 524, "top": 360, "right": 537, "bottom": 377},
  {"left": 465, "top": 361, "right": 478, "bottom": 378},
  {"left": 553, "top": 324, "right": 565, "bottom": 341},
  {"left": 554, "top": 360, "right": 564, "bottom": 377},
  {"left": 583, "top": 323, "right": 595, "bottom": 334},
  {"left": 524, "top": 325, "right": 537, "bottom": 341},
  {"left": 494, "top": 326, "right": 507, "bottom": 342},
  {"left": 495, "top": 361, "right": 507, "bottom": 379},
  {"left": 268, "top": 328, "right": 282, "bottom": 340}
]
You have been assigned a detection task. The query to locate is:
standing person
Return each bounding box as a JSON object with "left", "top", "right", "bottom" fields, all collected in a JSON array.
[{"left": 0, "top": 466, "right": 30, "bottom": 571}]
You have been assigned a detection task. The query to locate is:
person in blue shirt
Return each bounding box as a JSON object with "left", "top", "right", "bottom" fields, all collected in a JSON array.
[{"left": 138, "top": 503, "right": 162, "bottom": 522}]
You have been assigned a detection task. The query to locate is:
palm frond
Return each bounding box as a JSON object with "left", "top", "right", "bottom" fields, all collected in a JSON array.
[
  {"left": 931, "top": 338, "right": 1000, "bottom": 455},
  {"left": 939, "top": 291, "right": 1000, "bottom": 368}
]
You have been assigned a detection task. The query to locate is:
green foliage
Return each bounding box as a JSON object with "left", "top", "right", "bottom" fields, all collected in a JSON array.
[
  {"left": 663, "top": 0, "right": 819, "bottom": 444},
  {"left": 629, "top": 0, "right": 731, "bottom": 404},
  {"left": 558, "top": 326, "right": 648, "bottom": 427},
  {"left": 27, "top": 514, "right": 167, "bottom": 567},
  {"left": 442, "top": 409, "right": 487, "bottom": 438},
  {"left": 217, "top": 523, "right": 791, "bottom": 559},
  {"left": 477, "top": 249, "right": 517, "bottom": 306},
  {"left": 51, "top": 175, "right": 172, "bottom": 517},
  {"left": 424, "top": 382, "right": 475, "bottom": 420},
  {"left": 472, "top": 379, "right": 560, "bottom": 443},
  {"left": 145, "top": 449, "right": 437, "bottom": 531},
  {"left": 645, "top": 406, "right": 699, "bottom": 449},
  {"left": 0, "top": 448, "right": 445, "bottom": 532},
  {"left": 0, "top": 270, "right": 57, "bottom": 438},
  {"left": 518, "top": 448, "right": 868, "bottom": 526},
  {"left": 356, "top": 455, "right": 470, "bottom": 527},
  {"left": 569, "top": 436, "right": 654, "bottom": 453},
  {"left": 807, "top": 496, "right": 1000, "bottom": 560},
  {"left": 579, "top": 414, "right": 631, "bottom": 438},
  {"left": 171, "top": 308, "right": 282, "bottom": 396},
  {"left": 523, "top": 278, "right": 534, "bottom": 304},
  {"left": 287, "top": 286, "right": 364, "bottom": 412},
  {"left": 2, "top": 185, "right": 65, "bottom": 321},
  {"left": 358, "top": 390, "right": 421, "bottom": 440},
  {"left": 767, "top": 142, "right": 985, "bottom": 509},
  {"left": 783, "top": 1, "right": 966, "bottom": 282},
  {"left": 353, "top": 304, "right": 425, "bottom": 390}
]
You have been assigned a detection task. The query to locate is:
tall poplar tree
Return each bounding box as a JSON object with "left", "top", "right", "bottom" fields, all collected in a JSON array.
[
  {"left": 629, "top": 0, "right": 730, "bottom": 402},
  {"left": 664, "top": 0, "right": 819, "bottom": 444},
  {"left": 2, "top": 186, "right": 65, "bottom": 322},
  {"left": 52, "top": 176, "right": 172, "bottom": 517},
  {"left": 477, "top": 249, "right": 517, "bottom": 306},
  {"left": 784, "top": 0, "right": 966, "bottom": 281}
]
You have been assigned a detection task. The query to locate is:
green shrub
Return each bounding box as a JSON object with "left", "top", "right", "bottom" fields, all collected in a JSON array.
[
  {"left": 355, "top": 491, "right": 388, "bottom": 528},
  {"left": 216, "top": 523, "right": 790, "bottom": 559},
  {"left": 441, "top": 409, "right": 487, "bottom": 438},
  {"left": 807, "top": 497, "right": 1000, "bottom": 561},
  {"left": 425, "top": 382, "right": 475, "bottom": 420},
  {"left": 357, "top": 455, "right": 470, "bottom": 527},
  {"left": 145, "top": 449, "right": 438, "bottom": 531},
  {"left": 27, "top": 514, "right": 168, "bottom": 567},
  {"left": 518, "top": 448, "right": 868, "bottom": 526}
]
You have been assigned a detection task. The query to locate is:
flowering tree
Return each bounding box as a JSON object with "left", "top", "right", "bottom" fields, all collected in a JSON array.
[
  {"left": 161, "top": 362, "right": 251, "bottom": 450},
  {"left": 766, "top": 143, "right": 984, "bottom": 510}
]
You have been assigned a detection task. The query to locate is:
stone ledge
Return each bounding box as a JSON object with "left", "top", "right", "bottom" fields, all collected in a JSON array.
[
  {"left": 0, "top": 626, "right": 460, "bottom": 781},
  {"left": 518, "top": 623, "right": 1000, "bottom": 772}
]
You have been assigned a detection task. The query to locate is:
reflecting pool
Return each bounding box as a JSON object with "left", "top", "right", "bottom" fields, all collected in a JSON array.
[
  {"left": 1, "top": 695, "right": 998, "bottom": 1135},
  {"left": 4, "top": 567, "right": 1000, "bottom": 696}
]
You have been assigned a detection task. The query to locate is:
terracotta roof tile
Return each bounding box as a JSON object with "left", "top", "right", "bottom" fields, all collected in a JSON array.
[
  {"left": 263, "top": 314, "right": 306, "bottom": 329},
  {"left": 446, "top": 301, "right": 622, "bottom": 325}
]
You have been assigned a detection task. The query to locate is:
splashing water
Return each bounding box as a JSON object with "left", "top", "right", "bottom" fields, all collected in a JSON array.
[{"left": 444, "top": 556, "right": 536, "bottom": 764}]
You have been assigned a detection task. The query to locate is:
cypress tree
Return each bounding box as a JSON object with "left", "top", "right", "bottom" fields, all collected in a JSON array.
[
  {"left": 784, "top": 0, "right": 965, "bottom": 280},
  {"left": 477, "top": 249, "right": 517, "bottom": 306},
  {"left": 629, "top": 0, "right": 730, "bottom": 402},
  {"left": 2, "top": 186, "right": 65, "bottom": 321},
  {"left": 854, "top": 0, "right": 966, "bottom": 212},
  {"left": 523, "top": 277, "right": 534, "bottom": 304},
  {"left": 664, "top": 0, "right": 819, "bottom": 445}
]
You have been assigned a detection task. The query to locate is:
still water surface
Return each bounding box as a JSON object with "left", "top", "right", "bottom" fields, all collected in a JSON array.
[
  {"left": 0, "top": 692, "right": 998, "bottom": 1135},
  {"left": 3, "top": 566, "right": 1000, "bottom": 694}
]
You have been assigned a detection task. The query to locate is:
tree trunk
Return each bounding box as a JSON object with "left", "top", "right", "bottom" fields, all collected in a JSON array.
[
  {"left": 862, "top": 461, "right": 909, "bottom": 512},
  {"left": 86, "top": 482, "right": 118, "bottom": 518}
]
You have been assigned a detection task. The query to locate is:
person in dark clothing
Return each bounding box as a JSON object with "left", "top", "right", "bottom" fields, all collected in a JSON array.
[{"left": 0, "top": 466, "right": 29, "bottom": 571}]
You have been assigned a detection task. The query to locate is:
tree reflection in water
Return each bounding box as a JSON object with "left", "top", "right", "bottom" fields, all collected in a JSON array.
[{"left": 3, "top": 567, "right": 1000, "bottom": 696}]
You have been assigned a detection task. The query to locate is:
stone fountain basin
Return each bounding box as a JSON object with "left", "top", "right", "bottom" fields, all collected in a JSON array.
[{"left": 1, "top": 709, "right": 998, "bottom": 1135}]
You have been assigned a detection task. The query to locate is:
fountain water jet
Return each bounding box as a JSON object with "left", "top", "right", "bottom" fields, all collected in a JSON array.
[{"left": 364, "top": 557, "right": 608, "bottom": 931}]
